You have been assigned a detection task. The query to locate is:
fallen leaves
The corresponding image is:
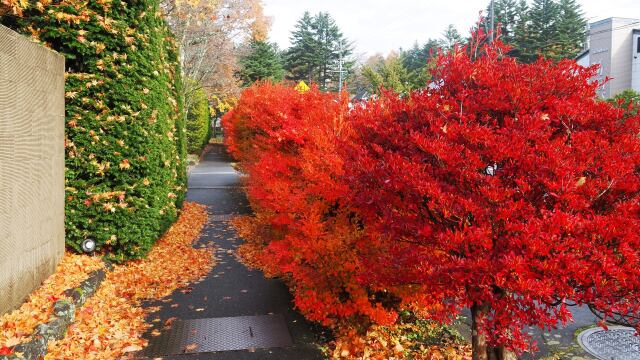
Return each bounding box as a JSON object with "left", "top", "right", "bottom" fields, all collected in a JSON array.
[
  {"left": 45, "top": 202, "right": 211, "bottom": 359},
  {"left": 331, "top": 323, "right": 471, "bottom": 360},
  {"left": 0, "top": 253, "right": 104, "bottom": 348}
]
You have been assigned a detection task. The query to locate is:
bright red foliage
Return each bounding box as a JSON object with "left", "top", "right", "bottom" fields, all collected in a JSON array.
[
  {"left": 223, "top": 39, "right": 640, "bottom": 356},
  {"left": 223, "top": 83, "right": 397, "bottom": 326},
  {"left": 344, "top": 42, "right": 640, "bottom": 352}
]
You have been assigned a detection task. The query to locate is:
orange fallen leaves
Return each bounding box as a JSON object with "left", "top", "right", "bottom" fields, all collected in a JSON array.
[
  {"left": 45, "top": 202, "right": 211, "bottom": 360},
  {"left": 0, "top": 253, "right": 104, "bottom": 347},
  {"left": 332, "top": 324, "right": 471, "bottom": 360}
]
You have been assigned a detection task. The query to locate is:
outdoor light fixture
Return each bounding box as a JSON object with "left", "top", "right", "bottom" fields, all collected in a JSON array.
[
  {"left": 81, "top": 239, "right": 96, "bottom": 253},
  {"left": 485, "top": 162, "right": 498, "bottom": 176}
]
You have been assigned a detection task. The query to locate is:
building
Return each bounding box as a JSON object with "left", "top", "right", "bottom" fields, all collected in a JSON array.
[{"left": 576, "top": 17, "right": 640, "bottom": 98}]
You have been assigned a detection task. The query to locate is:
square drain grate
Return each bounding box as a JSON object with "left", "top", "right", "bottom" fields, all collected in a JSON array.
[
  {"left": 210, "top": 214, "right": 238, "bottom": 222},
  {"left": 142, "top": 314, "right": 293, "bottom": 356}
]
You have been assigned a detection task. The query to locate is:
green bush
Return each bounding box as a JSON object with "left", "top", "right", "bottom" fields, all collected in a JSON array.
[
  {"left": 186, "top": 85, "right": 211, "bottom": 153},
  {"left": 2, "top": 0, "right": 187, "bottom": 261},
  {"left": 609, "top": 89, "right": 640, "bottom": 116}
]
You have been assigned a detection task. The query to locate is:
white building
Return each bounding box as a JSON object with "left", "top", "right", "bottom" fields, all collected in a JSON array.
[{"left": 576, "top": 17, "right": 640, "bottom": 98}]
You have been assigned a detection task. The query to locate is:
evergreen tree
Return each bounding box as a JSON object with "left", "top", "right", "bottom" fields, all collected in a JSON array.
[
  {"left": 400, "top": 39, "right": 439, "bottom": 89},
  {"left": 285, "top": 11, "right": 353, "bottom": 91},
  {"left": 512, "top": 0, "right": 532, "bottom": 61},
  {"left": 440, "top": 24, "right": 463, "bottom": 50},
  {"left": 555, "top": 0, "right": 587, "bottom": 59},
  {"left": 286, "top": 11, "right": 319, "bottom": 83},
  {"left": 238, "top": 40, "right": 285, "bottom": 86},
  {"left": 527, "top": 0, "right": 561, "bottom": 60},
  {"left": 487, "top": 0, "right": 519, "bottom": 43}
]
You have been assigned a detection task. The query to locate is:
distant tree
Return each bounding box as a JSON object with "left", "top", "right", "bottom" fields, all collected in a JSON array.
[
  {"left": 440, "top": 24, "right": 464, "bottom": 50},
  {"left": 512, "top": 0, "right": 532, "bottom": 61},
  {"left": 401, "top": 40, "right": 439, "bottom": 89},
  {"left": 362, "top": 53, "right": 411, "bottom": 94},
  {"left": 285, "top": 11, "right": 353, "bottom": 91},
  {"left": 555, "top": 0, "right": 587, "bottom": 59},
  {"left": 486, "top": 0, "right": 519, "bottom": 43},
  {"left": 286, "top": 11, "right": 318, "bottom": 83},
  {"left": 609, "top": 89, "right": 640, "bottom": 117},
  {"left": 238, "top": 40, "right": 285, "bottom": 86},
  {"left": 526, "top": 0, "right": 561, "bottom": 60}
]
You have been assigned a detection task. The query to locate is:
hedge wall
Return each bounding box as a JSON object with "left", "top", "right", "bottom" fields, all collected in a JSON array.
[
  {"left": 186, "top": 85, "right": 211, "bottom": 153},
  {"left": 1, "top": 0, "right": 187, "bottom": 261}
]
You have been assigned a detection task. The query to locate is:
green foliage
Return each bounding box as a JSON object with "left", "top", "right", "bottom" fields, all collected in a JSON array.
[
  {"left": 608, "top": 89, "right": 640, "bottom": 116},
  {"left": 238, "top": 40, "right": 285, "bottom": 86},
  {"left": 2, "top": 0, "right": 186, "bottom": 261},
  {"left": 489, "top": 0, "right": 586, "bottom": 62},
  {"left": 285, "top": 11, "right": 354, "bottom": 91},
  {"left": 186, "top": 84, "right": 211, "bottom": 153},
  {"left": 439, "top": 24, "right": 463, "bottom": 51},
  {"left": 362, "top": 55, "right": 412, "bottom": 95}
]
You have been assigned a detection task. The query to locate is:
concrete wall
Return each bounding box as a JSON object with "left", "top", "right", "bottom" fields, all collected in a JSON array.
[
  {"left": 589, "top": 19, "right": 613, "bottom": 97},
  {"left": 609, "top": 18, "right": 638, "bottom": 97},
  {"left": 0, "top": 24, "right": 65, "bottom": 315},
  {"left": 632, "top": 31, "right": 640, "bottom": 92}
]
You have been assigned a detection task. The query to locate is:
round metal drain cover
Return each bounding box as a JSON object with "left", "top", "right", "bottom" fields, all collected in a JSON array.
[{"left": 578, "top": 326, "right": 640, "bottom": 360}]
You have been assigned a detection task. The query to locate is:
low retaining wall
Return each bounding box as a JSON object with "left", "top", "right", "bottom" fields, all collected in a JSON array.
[{"left": 0, "top": 24, "right": 65, "bottom": 314}]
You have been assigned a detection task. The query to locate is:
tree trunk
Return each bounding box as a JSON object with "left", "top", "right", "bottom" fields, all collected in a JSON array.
[{"left": 471, "top": 304, "right": 517, "bottom": 360}]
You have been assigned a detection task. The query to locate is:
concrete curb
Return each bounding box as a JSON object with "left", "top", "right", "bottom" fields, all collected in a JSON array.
[{"left": 0, "top": 261, "right": 111, "bottom": 360}]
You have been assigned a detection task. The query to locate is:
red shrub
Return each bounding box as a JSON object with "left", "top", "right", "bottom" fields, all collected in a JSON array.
[
  {"left": 223, "top": 82, "right": 397, "bottom": 326},
  {"left": 343, "top": 40, "right": 640, "bottom": 355},
  {"left": 224, "top": 39, "right": 640, "bottom": 358}
]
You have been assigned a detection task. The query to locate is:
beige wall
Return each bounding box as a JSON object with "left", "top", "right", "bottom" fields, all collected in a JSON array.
[{"left": 0, "top": 25, "right": 65, "bottom": 315}]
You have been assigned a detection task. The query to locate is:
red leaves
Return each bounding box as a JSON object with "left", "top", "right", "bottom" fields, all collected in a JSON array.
[
  {"left": 225, "top": 37, "right": 640, "bottom": 355},
  {"left": 0, "top": 346, "right": 13, "bottom": 355}
]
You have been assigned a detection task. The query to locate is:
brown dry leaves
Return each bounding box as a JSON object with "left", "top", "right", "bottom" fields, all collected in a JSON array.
[
  {"left": 46, "top": 202, "right": 210, "bottom": 359},
  {"left": 331, "top": 324, "right": 471, "bottom": 360},
  {"left": 0, "top": 254, "right": 104, "bottom": 347}
]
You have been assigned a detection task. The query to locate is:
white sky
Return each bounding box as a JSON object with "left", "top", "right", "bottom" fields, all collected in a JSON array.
[{"left": 262, "top": 0, "right": 640, "bottom": 59}]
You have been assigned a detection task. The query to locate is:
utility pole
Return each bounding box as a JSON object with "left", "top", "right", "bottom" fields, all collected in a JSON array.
[
  {"left": 328, "top": 40, "right": 348, "bottom": 94},
  {"left": 489, "top": 0, "right": 495, "bottom": 43}
]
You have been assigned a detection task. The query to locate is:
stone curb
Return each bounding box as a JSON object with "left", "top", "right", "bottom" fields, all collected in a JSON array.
[{"left": 0, "top": 261, "right": 111, "bottom": 360}]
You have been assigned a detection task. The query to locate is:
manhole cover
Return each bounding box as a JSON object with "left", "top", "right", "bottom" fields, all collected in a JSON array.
[
  {"left": 210, "top": 214, "right": 238, "bottom": 222},
  {"left": 578, "top": 326, "right": 640, "bottom": 360},
  {"left": 142, "top": 314, "right": 293, "bottom": 356}
]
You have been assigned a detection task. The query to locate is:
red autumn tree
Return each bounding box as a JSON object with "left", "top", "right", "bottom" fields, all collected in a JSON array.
[
  {"left": 222, "top": 83, "right": 398, "bottom": 327},
  {"left": 343, "top": 38, "right": 640, "bottom": 359}
]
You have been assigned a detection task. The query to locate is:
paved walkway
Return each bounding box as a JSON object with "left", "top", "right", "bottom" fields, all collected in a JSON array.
[{"left": 141, "top": 145, "right": 326, "bottom": 359}]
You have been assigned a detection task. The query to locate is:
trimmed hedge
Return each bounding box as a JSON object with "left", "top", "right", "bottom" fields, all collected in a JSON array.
[
  {"left": 2, "top": 0, "right": 187, "bottom": 261},
  {"left": 186, "top": 85, "right": 211, "bottom": 153}
]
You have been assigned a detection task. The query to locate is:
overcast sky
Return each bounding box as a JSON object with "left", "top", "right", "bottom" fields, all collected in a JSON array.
[{"left": 262, "top": 0, "right": 640, "bottom": 59}]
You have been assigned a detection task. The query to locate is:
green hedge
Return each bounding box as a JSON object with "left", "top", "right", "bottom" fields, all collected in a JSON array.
[
  {"left": 2, "top": 0, "right": 187, "bottom": 261},
  {"left": 186, "top": 85, "right": 211, "bottom": 153}
]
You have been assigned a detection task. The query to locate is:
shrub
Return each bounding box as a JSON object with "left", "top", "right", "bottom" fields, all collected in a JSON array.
[
  {"left": 223, "top": 83, "right": 397, "bottom": 326},
  {"left": 344, "top": 39, "right": 640, "bottom": 356},
  {"left": 2, "top": 0, "right": 187, "bottom": 261},
  {"left": 186, "top": 84, "right": 211, "bottom": 153},
  {"left": 225, "top": 39, "right": 640, "bottom": 358},
  {"left": 608, "top": 89, "right": 640, "bottom": 117}
]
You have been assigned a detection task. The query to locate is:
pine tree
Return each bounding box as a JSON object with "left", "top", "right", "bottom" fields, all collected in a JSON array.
[
  {"left": 487, "top": 0, "right": 519, "bottom": 43},
  {"left": 440, "top": 24, "right": 463, "bottom": 50},
  {"left": 238, "top": 40, "right": 285, "bottom": 86},
  {"left": 528, "top": 0, "right": 561, "bottom": 60},
  {"left": 286, "top": 11, "right": 319, "bottom": 83},
  {"left": 285, "top": 11, "right": 353, "bottom": 91},
  {"left": 555, "top": 0, "right": 587, "bottom": 59},
  {"left": 512, "top": 0, "right": 532, "bottom": 61}
]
